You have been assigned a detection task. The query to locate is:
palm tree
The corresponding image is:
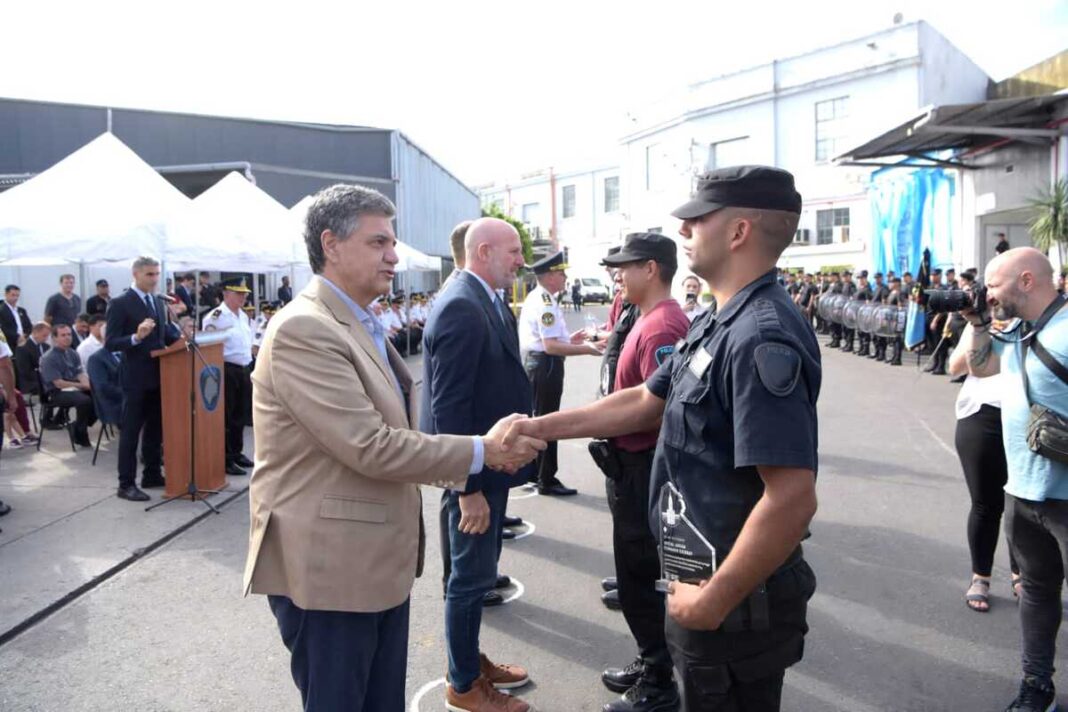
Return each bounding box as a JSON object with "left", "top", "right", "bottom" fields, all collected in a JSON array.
[{"left": 1029, "top": 178, "right": 1068, "bottom": 265}]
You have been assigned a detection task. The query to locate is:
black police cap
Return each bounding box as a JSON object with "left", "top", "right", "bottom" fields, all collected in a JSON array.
[
  {"left": 601, "top": 232, "right": 677, "bottom": 268},
  {"left": 671, "top": 165, "right": 802, "bottom": 220}
]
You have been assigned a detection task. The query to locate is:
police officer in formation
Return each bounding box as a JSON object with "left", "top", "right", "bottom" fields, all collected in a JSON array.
[
  {"left": 868, "top": 272, "right": 890, "bottom": 361},
  {"left": 924, "top": 268, "right": 951, "bottom": 375},
  {"left": 884, "top": 276, "right": 905, "bottom": 366},
  {"left": 825, "top": 272, "right": 844, "bottom": 348},
  {"left": 202, "top": 278, "right": 255, "bottom": 476},
  {"left": 507, "top": 166, "right": 821, "bottom": 711},
  {"left": 838, "top": 270, "right": 858, "bottom": 351},
  {"left": 851, "top": 272, "right": 873, "bottom": 356},
  {"left": 517, "top": 251, "right": 604, "bottom": 496}
]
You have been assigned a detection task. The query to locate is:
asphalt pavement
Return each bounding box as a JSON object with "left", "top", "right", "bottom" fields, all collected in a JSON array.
[{"left": 0, "top": 304, "right": 1065, "bottom": 711}]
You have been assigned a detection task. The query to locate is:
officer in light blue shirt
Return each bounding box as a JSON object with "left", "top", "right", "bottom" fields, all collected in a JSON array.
[{"left": 951, "top": 246, "right": 1068, "bottom": 711}]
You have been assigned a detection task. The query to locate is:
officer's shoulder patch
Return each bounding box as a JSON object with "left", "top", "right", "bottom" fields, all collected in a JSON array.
[
  {"left": 753, "top": 342, "right": 801, "bottom": 397},
  {"left": 211, "top": 309, "right": 221, "bottom": 317},
  {"left": 541, "top": 311, "right": 555, "bottom": 327},
  {"left": 205, "top": 324, "right": 217, "bottom": 332},
  {"left": 654, "top": 344, "right": 675, "bottom": 366}
]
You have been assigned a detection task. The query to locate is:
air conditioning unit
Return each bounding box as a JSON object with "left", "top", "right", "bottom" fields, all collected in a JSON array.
[
  {"left": 793, "top": 229, "right": 811, "bottom": 244},
  {"left": 834, "top": 226, "right": 851, "bottom": 243}
]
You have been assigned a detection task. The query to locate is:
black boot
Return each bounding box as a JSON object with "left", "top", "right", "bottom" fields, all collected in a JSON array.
[
  {"left": 603, "top": 657, "right": 644, "bottom": 693},
  {"left": 603, "top": 668, "right": 680, "bottom": 712}
]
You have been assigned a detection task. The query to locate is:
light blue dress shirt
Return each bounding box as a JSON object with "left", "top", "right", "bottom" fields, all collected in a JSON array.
[{"left": 320, "top": 277, "right": 484, "bottom": 475}]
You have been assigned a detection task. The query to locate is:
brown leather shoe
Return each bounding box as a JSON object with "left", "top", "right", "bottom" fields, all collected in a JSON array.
[
  {"left": 479, "top": 652, "right": 530, "bottom": 690},
  {"left": 445, "top": 675, "right": 531, "bottom": 712}
]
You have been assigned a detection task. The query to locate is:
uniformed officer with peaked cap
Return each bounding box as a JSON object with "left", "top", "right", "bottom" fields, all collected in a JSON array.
[
  {"left": 203, "top": 277, "right": 255, "bottom": 476},
  {"left": 518, "top": 250, "right": 604, "bottom": 495},
  {"left": 505, "top": 166, "right": 821, "bottom": 711}
]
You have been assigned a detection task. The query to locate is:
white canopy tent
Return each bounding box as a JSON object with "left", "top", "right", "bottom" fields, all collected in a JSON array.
[
  {"left": 0, "top": 133, "right": 189, "bottom": 265},
  {"left": 166, "top": 171, "right": 296, "bottom": 274}
]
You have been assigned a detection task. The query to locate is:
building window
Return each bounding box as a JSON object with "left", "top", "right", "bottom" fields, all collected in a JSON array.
[
  {"left": 604, "top": 176, "right": 620, "bottom": 213},
  {"left": 705, "top": 137, "right": 749, "bottom": 171},
  {"left": 816, "top": 207, "right": 850, "bottom": 245},
  {"left": 562, "top": 185, "right": 576, "bottom": 219},
  {"left": 521, "top": 202, "right": 540, "bottom": 225},
  {"left": 645, "top": 144, "right": 660, "bottom": 191},
  {"left": 815, "top": 96, "right": 849, "bottom": 162}
]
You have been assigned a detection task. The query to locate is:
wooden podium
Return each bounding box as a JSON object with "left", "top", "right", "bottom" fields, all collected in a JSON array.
[{"left": 152, "top": 335, "right": 228, "bottom": 498}]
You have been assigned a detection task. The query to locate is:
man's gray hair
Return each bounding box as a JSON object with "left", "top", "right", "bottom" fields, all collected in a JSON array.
[
  {"left": 132, "top": 256, "right": 160, "bottom": 271},
  {"left": 304, "top": 184, "right": 396, "bottom": 274}
]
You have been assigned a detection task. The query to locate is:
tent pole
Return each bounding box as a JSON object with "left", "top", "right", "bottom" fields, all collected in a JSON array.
[{"left": 78, "top": 261, "right": 87, "bottom": 306}]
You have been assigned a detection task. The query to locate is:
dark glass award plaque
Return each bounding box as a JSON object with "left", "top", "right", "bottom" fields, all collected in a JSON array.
[{"left": 655, "top": 482, "right": 717, "bottom": 593}]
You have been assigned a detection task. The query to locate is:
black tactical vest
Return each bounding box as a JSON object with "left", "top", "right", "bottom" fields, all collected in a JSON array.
[{"left": 598, "top": 303, "right": 639, "bottom": 398}]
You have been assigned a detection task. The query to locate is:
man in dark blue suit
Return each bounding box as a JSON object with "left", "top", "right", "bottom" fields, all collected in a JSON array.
[
  {"left": 174, "top": 273, "right": 196, "bottom": 315},
  {"left": 86, "top": 348, "right": 123, "bottom": 427},
  {"left": 420, "top": 218, "right": 535, "bottom": 710},
  {"left": 105, "top": 256, "right": 181, "bottom": 502}
]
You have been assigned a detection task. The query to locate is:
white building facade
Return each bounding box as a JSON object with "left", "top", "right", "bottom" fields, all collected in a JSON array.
[
  {"left": 619, "top": 21, "right": 990, "bottom": 275},
  {"left": 478, "top": 164, "right": 627, "bottom": 278}
]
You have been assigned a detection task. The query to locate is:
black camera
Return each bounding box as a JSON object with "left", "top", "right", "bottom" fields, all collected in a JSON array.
[{"left": 925, "top": 284, "right": 988, "bottom": 315}]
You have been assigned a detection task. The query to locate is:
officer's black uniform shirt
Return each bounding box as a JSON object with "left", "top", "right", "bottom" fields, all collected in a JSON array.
[{"left": 645, "top": 270, "right": 821, "bottom": 566}]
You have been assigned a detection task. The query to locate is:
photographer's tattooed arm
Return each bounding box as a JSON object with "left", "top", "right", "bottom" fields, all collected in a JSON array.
[{"left": 949, "top": 322, "right": 1001, "bottom": 378}]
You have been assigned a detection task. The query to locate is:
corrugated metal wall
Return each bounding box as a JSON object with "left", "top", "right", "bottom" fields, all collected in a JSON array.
[{"left": 391, "top": 132, "right": 479, "bottom": 292}]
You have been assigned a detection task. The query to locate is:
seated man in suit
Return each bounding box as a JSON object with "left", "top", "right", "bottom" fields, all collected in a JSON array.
[
  {"left": 421, "top": 218, "right": 535, "bottom": 711},
  {"left": 86, "top": 349, "right": 123, "bottom": 428},
  {"left": 105, "top": 256, "right": 182, "bottom": 501},
  {"left": 39, "top": 324, "right": 95, "bottom": 447},
  {"left": 0, "top": 285, "right": 33, "bottom": 349},
  {"left": 244, "top": 184, "right": 545, "bottom": 712},
  {"left": 15, "top": 322, "right": 55, "bottom": 427}
]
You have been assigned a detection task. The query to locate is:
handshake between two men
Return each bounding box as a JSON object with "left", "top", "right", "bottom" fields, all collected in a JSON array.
[
  {"left": 455, "top": 413, "right": 548, "bottom": 536},
  {"left": 482, "top": 413, "right": 548, "bottom": 473}
]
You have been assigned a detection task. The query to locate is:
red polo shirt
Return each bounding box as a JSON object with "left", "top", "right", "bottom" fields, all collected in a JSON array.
[{"left": 611, "top": 298, "right": 690, "bottom": 452}]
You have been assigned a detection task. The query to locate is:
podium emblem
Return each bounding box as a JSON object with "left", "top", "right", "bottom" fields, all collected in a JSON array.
[
  {"left": 200, "top": 365, "right": 222, "bottom": 412},
  {"left": 655, "top": 482, "right": 717, "bottom": 593}
]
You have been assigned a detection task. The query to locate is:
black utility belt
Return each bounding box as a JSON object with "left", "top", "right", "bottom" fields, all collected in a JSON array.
[
  {"left": 525, "top": 351, "right": 562, "bottom": 362},
  {"left": 224, "top": 361, "right": 251, "bottom": 368},
  {"left": 718, "top": 546, "right": 805, "bottom": 634},
  {"left": 587, "top": 440, "right": 653, "bottom": 480}
]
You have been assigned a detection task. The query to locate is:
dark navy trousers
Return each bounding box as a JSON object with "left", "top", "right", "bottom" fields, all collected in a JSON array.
[{"left": 268, "top": 594, "right": 410, "bottom": 711}]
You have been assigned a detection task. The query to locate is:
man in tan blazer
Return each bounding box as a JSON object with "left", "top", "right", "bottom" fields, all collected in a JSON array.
[{"left": 244, "top": 184, "right": 542, "bottom": 712}]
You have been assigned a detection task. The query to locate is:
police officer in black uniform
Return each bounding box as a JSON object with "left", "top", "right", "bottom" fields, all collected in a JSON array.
[
  {"left": 885, "top": 276, "right": 905, "bottom": 366},
  {"left": 506, "top": 166, "right": 820, "bottom": 711},
  {"left": 869, "top": 273, "right": 890, "bottom": 361},
  {"left": 839, "top": 270, "right": 858, "bottom": 352},
  {"left": 853, "top": 272, "right": 873, "bottom": 356},
  {"left": 826, "top": 273, "right": 843, "bottom": 348}
]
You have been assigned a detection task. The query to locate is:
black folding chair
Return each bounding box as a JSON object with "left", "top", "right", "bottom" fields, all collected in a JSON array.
[
  {"left": 87, "top": 379, "right": 120, "bottom": 466},
  {"left": 35, "top": 370, "right": 76, "bottom": 453}
]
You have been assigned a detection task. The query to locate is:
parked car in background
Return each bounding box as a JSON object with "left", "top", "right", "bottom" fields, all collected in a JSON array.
[{"left": 578, "top": 277, "right": 611, "bottom": 304}]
